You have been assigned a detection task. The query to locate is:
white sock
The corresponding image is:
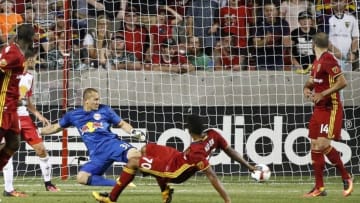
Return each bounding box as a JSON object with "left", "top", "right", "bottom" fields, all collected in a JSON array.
[
  {"left": 3, "top": 157, "right": 14, "bottom": 192},
  {"left": 39, "top": 155, "right": 52, "bottom": 182}
]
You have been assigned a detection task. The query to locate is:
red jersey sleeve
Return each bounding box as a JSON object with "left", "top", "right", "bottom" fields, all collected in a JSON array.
[
  {"left": 207, "top": 129, "right": 229, "bottom": 150},
  {"left": 323, "top": 53, "right": 342, "bottom": 78}
]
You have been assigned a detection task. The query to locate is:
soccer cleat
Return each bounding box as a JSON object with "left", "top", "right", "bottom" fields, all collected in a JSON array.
[
  {"left": 45, "top": 183, "right": 60, "bottom": 192},
  {"left": 92, "top": 191, "right": 115, "bottom": 203},
  {"left": 128, "top": 182, "right": 137, "bottom": 187},
  {"left": 343, "top": 176, "right": 354, "bottom": 197},
  {"left": 303, "top": 187, "right": 327, "bottom": 197},
  {"left": 46, "top": 183, "right": 60, "bottom": 192},
  {"left": 161, "top": 186, "right": 174, "bottom": 203},
  {"left": 3, "top": 190, "right": 28, "bottom": 197}
]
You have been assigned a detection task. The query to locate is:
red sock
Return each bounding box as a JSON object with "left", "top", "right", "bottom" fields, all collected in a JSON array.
[
  {"left": 0, "top": 150, "right": 12, "bottom": 170},
  {"left": 156, "top": 177, "right": 168, "bottom": 192},
  {"left": 109, "top": 167, "right": 135, "bottom": 201},
  {"left": 324, "top": 146, "right": 350, "bottom": 180},
  {"left": 311, "top": 150, "right": 325, "bottom": 189}
]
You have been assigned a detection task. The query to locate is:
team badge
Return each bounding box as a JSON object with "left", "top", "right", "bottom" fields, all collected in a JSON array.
[
  {"left": 332, "top": 66, "right": 339, "bottom": 73},
  {"left": 93, "top": 113, "right": 101, "bottom": 120},
  {"left": 345, "top": 22, "right": 350, "bottom": 28}
]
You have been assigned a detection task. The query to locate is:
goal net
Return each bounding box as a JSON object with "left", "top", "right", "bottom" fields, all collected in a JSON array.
[{"left": 3, "top": 0, "right": 360, "bottom": 183}]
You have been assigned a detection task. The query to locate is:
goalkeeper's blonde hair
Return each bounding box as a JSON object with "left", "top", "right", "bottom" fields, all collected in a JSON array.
[{"left": 83, "top": 88, "right": 98, "bottom": 101}]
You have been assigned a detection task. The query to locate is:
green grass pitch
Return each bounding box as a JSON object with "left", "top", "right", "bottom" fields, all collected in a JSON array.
[{"left": 0, "top": 176, "right": 358, "bottom": 203}]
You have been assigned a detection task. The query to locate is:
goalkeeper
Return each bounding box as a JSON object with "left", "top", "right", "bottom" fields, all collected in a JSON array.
[
  {"left": 93, "top": 114, "right": 256, "bottom": 203},
  {"left": 40, "top": 88, "right": 145, "bottom": 186}
]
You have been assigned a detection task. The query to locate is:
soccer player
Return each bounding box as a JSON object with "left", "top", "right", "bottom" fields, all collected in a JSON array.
[
  {"left": 92, "top": 114, "right": 256, "bottom": 203},
  {"left": 40, "top": 88, "right": 145, "bottom": 186},
  {"left": 3, "top": 68, "right": 59, "bottom": 198},
  {"left": 0, "top": 24, "right": 35, "bottom": 171},
  {"left": 303, "top": 32, "right": 353, "bottom": 197}
]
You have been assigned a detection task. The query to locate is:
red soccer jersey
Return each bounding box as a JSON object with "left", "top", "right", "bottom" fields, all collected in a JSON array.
[
  {"left": 0, "top": 43, "right": 26, "bottom": 111},
  {"left": 123, "top": 26, "right": 148, "bottom": 61},
  {"left": 139, "top": 128, "right": 229, "bottom": 183},
  {"left": 220, "top": 6, "right": 249, "bottom": 48},
  {"left": 182, "top": 128, "right": 229, "bottom": 168},
  {"left": 310, "top": 52, "right": 343, "bottom": 109},
  {"left": 150, "top": 23, "right": 173, "bottom": 53}
]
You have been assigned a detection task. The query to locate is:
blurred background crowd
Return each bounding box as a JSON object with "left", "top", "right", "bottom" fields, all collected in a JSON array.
[{"left": 0, "top": 0, "right": 359, "bottom": 73}]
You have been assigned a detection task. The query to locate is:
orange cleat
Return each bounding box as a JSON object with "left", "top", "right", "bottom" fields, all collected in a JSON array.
[
  {"left": 303, "top": 187, "right": 327, "bottom": 197},
  {"left": 162, "top": 186, "right": 174, "bottom": 203},
  {"left": 3, "top": 190, "right": 28, "bottom": 197},
  {"left": 343, "top": 176, "right": 354, "bottom": 197}
]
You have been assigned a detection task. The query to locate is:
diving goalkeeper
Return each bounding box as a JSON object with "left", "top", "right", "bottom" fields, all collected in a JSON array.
[{"left": 40, "top": 88, "right": 145, "bottom": 186}]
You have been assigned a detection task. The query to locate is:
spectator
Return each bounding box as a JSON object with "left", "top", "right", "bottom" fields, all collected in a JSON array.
[
  {"left": 22, "top": 4, "right": 49, "bottom": 53},
  {"left": 325, "top": 0, "right": 359, "bottom": 71},
  {"left": 82, "top": 15, "right": 111, "bottom": 69},
  {"left": 315, "top": 0, "right": 356, "bottom": 33},
  {"left": 220, "top": 0, "right": 252, "bottom": 54},
  {"left": 119, "top": 6, "right": 149, "bottom": 62},
  {"left": 214, "top": 32, "right": 243, "bottom": 71},
  {"left": 280, "top": 0, "right": 315, "bottom": 32},
  {"left": 252, "top": 0, "right": 291, "bottom": 71},
  {"left": 43, "top": 31, "right": 81, "bottom": 70},
  {"left": 186, "top": 0, "right": 220, "bottom": 56},
  {"left": 105, "top": 32, "right": 142, "bottom": 70},
  {"left": 149, "top": 5, "right": 183, "bottom": 55},
  {"left": 291, "top": 11, "right": 316, "bottom": 74},
  {"left": 32, "top": 0, "right": 56, "bottom": 31},
  {"left": 187, "top": 36, "right": 214, "bottom": 71},
  {"left": 146, "top": 38, "right": 195, "bottom": 73},
  {"left": 0, "top": 0, "right": 23, "bottom": 43},
  {"left": 162, "top": 0, "right": 191, "bottom": 44},
  {"left": 86, "top": 0, "right": 123, "bottom": 20}
]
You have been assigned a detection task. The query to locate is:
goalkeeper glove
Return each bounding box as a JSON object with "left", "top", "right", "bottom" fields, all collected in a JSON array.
[{"left": 130, "top": 129, "right": 146, "bottom": 142}]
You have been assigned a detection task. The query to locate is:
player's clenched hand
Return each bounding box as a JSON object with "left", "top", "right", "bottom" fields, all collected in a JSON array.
[
  {"left": 311, "top": 92, "right": 324, "bottom": 104},
  {"left": 130, "top": 129, "right": 146, "bottom": 142},
  {"left": 303, "top": 87, "right": 312, "bottom": 100}
]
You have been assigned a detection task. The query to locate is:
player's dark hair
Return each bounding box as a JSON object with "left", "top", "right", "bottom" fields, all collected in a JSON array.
[
  {"left": 16, "top": 23, "right": 35, "bottom": 43},
  {"left": 16, "top": 24, "right": 35, "bottom": 58},
  {"left": 312, "top": 32, "right": 329, "bottom": 49},
  {"left": 186, "top": 115, "right": 205, "bottom": 135},
  {"left": 83, "top": 88, "right": 98, "bottom": 100}
]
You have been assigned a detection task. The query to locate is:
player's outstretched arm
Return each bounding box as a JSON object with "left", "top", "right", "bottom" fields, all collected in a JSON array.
[
  {"left": 26, "top": 97, "right": 50, "bottom": 126},
  {"left": 118, "top": 120, "right": 146, "bottom": 141},
  {"left": 223, "top": 147, "right": 255, "bottom": 172},
  {"left": 204, "top": 167, "right": 231, "bottom": 203},
  {"left": 40, "top": 123, "right": 62, "bottom": 135}
]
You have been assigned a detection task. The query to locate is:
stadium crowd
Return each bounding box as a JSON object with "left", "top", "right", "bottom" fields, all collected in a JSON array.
[{"left": 0, "top": 0, "right": 359, "bottom": 72}]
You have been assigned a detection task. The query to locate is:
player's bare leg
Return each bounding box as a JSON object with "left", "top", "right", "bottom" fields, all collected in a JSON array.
[
  {"left": 32, "top": 142, "right": 60, "bottom": 192},
  {"left": 0, "top": 131, "right": 20, "bottom": 170}
]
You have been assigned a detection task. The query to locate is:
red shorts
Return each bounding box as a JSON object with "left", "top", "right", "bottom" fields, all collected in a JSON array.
[
  {"left": 308, "top": 106, "right": 343, "bottom": 141},
  {"left": 0, "top": 111, "right": 20, "bottom": 135},
  {"left": 19, "top": 116, "right": 43, "bottom": 145},
  {"left": 139, "top": 143, "right": 188, "bottom": 177}
]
